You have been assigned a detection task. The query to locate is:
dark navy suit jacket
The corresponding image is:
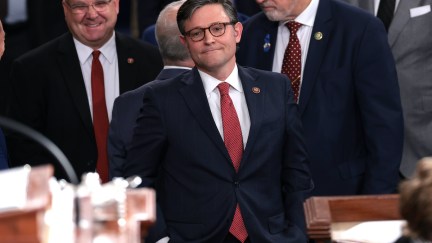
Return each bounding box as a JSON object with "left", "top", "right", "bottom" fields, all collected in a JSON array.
[
  {"left": 108, "top": 68, "right": 190, "bottom": 179},
  {"left": 0, "top": 129, "right": 8, "bottom": 170},
  {"left": 237, "top": 0, "right": 404, "bottom": 196},
  {"left": 125, "top": 66, "right": 312, "bottom": 242}
]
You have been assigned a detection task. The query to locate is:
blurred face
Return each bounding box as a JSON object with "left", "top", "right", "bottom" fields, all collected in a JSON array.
[
  {"left": 62, "top": 0, "right": 119, "bottom": 49},
  {"left": 179, "top": 4, "right": 242, "bottom": 79},
  {"left": 255, "top": 0, "right": 311, "bottom": 21},
  {"left": 0, "top": 20, "right": 5, "bottom": 59}
]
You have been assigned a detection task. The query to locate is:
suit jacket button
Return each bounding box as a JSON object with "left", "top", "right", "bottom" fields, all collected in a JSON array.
[{"left": 234, "top": 181, "right": 239, "bottom": 187}]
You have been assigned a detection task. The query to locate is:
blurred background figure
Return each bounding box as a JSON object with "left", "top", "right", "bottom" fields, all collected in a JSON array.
[
  {"left": 397, "top": 157, "right": 432, "bottom": 242},
  {"left": 340, "top": 0, "right": 432, "bottom": 180},
  {"left": 108, "top": 0, "right": 194, "bottom": 180},
  {"left": 6, "top": 0, "right": 163, "bottom": 182},
  {"left": 108, "top": 2, "right": 193, "bottom": 241},
  {"left": 0, "top": 19, "right": 8, "bottom": 170},
  {"left": 0, "top": 19, "right": 4, "bottom": 58},
  {"left": 0, "top": 0, "right": 68, "bottom": 116}
]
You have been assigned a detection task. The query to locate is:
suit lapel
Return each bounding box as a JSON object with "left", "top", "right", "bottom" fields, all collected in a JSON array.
[
  {"left": 57, "top": 33, "right": 94, "bottom": 138},
  {"left": 179, "top": 69, "right": 232, "bottom": 163},
  {"left": 255, "top": 17, "right": 279, "bottom": 70},
  {"left": 388, "top": 0, "right": 422, "bottom": 47},
  {"left": 238, "top": 67, "right": 264, "bottom": 168},
  {"left": 299, "top": 0, "right": 333, "bottom": 115},
  {"left": 116, "top": 33, "right": 139, "bottom": 93}
]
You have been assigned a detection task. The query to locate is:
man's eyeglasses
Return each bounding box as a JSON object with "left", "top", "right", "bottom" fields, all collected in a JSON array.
[
  {"left": 65, "top": 0, "right": 112, "bottom": 14},
  {"left": 184, "top": 22, "right": 236, "bottom": 42}
]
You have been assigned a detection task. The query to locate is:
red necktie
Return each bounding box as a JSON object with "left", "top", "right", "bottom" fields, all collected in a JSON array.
[
  {"left": 218, "top": 82, "right": 248, "bottom": 243},
  {"left": 281, "top": 21, "right": 302, "bottom": 103},
  {"left": 91, "top": 50, "right": 109, "bottom": 183}
]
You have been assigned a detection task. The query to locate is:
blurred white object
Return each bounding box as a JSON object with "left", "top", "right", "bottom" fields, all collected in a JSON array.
[
  {"left": 0, "top": 165, "right": 30, "bottom": 210},
  {"left": 332, "top": 220, "right": 405, "bottom": 243}
]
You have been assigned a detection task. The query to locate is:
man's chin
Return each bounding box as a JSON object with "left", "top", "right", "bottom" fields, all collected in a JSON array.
[{"left": 263, "top": 11, "right": 283, "bottom": 22}]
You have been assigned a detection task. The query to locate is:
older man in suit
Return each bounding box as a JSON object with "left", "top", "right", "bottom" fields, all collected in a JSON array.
[
  {"left": 340, "top": 0, "right": 432, "bottom": 179},
  {"left": 237, "top": 0, "right": 404, "bottom": 196},
  {"left": 125, "top": 0, "right": 312, "bottom": 242},
  {"left": 108, "top": 0, "right": 194, "bottom": 179},
  {"left": 7, "top": 0, "right": 163, "bottom": 181}
]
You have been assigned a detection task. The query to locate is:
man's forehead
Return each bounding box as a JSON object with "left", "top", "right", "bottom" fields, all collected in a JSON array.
[{"left": 185, "top": 5, "right": 230, "bottom": 26}]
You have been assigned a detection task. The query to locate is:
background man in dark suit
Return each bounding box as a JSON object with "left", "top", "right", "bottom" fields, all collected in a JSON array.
[
  {"left": 6, "top": 0, "right": 163, "bottom": 181},
  {"left": 237, "top": 0, "right": 404, "bottom": 196},
  {"left": 137, "top": 0, "right": 176, "bottom": 38},
  {"left": 125, "top": 0, "right": 312, "bottom": 242},
  {"left": 108, "top": 0, "right": 194, "bottom": 180},
  {"left": 341, "top": 0, "right": 432, "bottom": 179}
]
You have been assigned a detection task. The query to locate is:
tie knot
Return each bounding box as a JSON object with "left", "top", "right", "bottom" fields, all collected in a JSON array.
[
  {"left": 92, "top": 50, "right": 101, "bottom": 59},
  {"left": 218, "top": 82, "right": 230, "bottom": 96},
  {"left": 286, "top": 21, "right": 302, "bottom": 34}
]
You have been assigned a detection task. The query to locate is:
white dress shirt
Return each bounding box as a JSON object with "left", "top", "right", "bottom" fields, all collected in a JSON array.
[
  {"left": 74, "top": 33, "right": 119, "bottom": 121},
  {"left": 200, "top": 65, "right": 251, "bottom": 147},
  {"left": 272, "top": 0, "right": 319, "bottom": 99}
]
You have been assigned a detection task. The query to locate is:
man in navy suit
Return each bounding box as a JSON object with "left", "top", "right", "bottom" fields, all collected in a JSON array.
[
  {"left": 342, "top": 0, "right": 432, "bottom": 180},
  {"left": 125, "top": 0, "right": 312, "bottom": 242},
  {"left": 7, "top": 0, "right": 163, "bottom": 181},
  {"left": 237, "top": 0, "right": 404, "bottom": 196},
  {"left": 108, "top": 0, "right": 194, "bottom": 179}
]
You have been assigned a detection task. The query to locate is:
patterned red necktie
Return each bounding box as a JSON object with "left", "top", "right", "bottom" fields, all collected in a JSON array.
[
  {"left": 281, "top": 21, "right": 302, "bottom": 103},
  {"left": 91, "top": 50, "right": 109, "bottom": 183},
  {"left": 218, "top": 82, "right": 248, "bottom": 243}
]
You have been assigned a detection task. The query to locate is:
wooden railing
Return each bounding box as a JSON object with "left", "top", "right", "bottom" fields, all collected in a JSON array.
[
  {"left": 0, "top": 165, "right": 156, "bottom": 243},
  {"left": 304, "top": 194, "right": 401, "bottom": 242}
]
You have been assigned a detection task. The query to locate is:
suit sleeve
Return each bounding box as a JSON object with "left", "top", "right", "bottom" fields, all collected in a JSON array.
[
  {"left": 282, "top": 76, "right": 313, "bottom": 237},
  {"left": 355, "top": 17, "right": 403, "bottom": 193},
  {"left": 6, "top": 58, "right": 54, "bottom": 167},
  {"left": 125, "top": 84, "right": 169, "bottom": 241},
  {"left": 0, "top": 129, "right": 8, "bottom": 170},
  {"left": 107, "top": 97, "right": 126, "bottom": 179}
]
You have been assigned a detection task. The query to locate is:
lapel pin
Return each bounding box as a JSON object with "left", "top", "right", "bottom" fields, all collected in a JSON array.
[
  {"left": 314, "top": 32, "right": 323, "bottom": 40},
  {"left": 252, "top": 87, "right": 261, "bottom": 94},
  {"left": 263, "top": 34, "right": 271, "bottom": 52},
  {"left": 127, "top": 58, "right": 134, "bottom": 64}
]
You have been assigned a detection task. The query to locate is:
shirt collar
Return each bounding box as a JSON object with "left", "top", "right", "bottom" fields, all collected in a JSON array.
[
  {"left": 163, "top": 65, "right": 192, "bottom": 70},
  {"left": 74, "top": 32, "right": 117, "bottom": 65},
  {"left": 200, "top": 64, "right": 243, "bottom": 98},
  {"left": 281, "top": 0, "right": 319, "bottom": 28}
]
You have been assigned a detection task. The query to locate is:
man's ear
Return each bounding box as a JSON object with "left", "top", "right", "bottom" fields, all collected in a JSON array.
[
  {"left": 179, "top": 35, "right": 187, "bottom": 46},
  {"left": 234, "top": 22, "right": 243, "bottom": 43}
]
